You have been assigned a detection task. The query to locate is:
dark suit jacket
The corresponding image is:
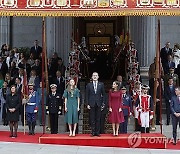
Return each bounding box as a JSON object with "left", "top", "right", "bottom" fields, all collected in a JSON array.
[
  {"left": 15, "top": 84, "right": 22, "bottom": 96},
  {"left": 164, "top": 85, "right": 176, "bottom": 103},
  {"left": 160, "top": 47, "right": 173, "bottom": 64},
  {"left": 52, "top": 77, "right": 65, "bottom": 96},
  {"left": 86, "top": 81, "right": 106, "bottom": 107},
  {"left": 170, "top": 96, "right": 180, "bottom": 114},
  {"left": 164, "top": 61, "right": 175, "bottom": 74},
  {"left": 30, "top": 46, "right": 42, "bottom": 60}
]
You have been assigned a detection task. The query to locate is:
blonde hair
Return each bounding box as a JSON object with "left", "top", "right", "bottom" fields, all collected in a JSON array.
[{"left": 67, "top": 79, "right": 76, "bottom": 92}]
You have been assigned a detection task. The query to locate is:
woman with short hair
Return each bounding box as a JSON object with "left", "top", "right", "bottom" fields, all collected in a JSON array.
[{"left": 6, "top": 85, "right": 21, "bottom": 137}]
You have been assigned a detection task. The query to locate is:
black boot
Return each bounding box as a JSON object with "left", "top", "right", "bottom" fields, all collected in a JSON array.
[
  {"left": 32, "top": 122, "right": 36, "bottom": 135},
  {"left": 141, "top": 127, "right": 145, "bottom": 133},
  {"left": 146, "top": 127, "right": 150, "bottom": 133},
  {"left": 28, "top": 122, "right": 32, "bottom": 135}
]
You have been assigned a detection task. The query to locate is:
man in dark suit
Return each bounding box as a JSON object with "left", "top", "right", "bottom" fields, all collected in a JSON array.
[
  {"left": 160, "top": 42, "right": 173, "bottom": 74},
  {"left": 30, "top": 40, "right": 42, "bottom": 60},
  {"left": 170, "top": 87, "right": 180, "bottom": 145},
  {"left": 86, "top": 72, "right": 106, "bottom": 136},
  {"left": 165, "top": 77, "right": 176, "bottom": 125},
  {"left": 164, "top": 55, "right": 175, "bottom": 75},
  {"left": 120, "top": 86, "right": 132, "bottom": 134},
  {"left": 53, "top": 71, "right": 65, "bottom": 96},
  {"left": 15, "top": 77, "right": 23, "bottom": 125}
]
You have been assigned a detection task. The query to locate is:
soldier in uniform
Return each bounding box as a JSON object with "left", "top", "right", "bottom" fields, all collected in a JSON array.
[
  {"left": 46, "top": 84, "right": 62, "bottom": 134},
  {"left": 170, "top": 87, "right": 180, "bottom": 145},
  {"left": 120, "top": 86, "right": 132, "bottom": 134},
  {"left": 26, "top": 83, "right": 39, "bottom": 135},
  {"left": 136, "top": 85, "right": 153, "bottom": 133}
]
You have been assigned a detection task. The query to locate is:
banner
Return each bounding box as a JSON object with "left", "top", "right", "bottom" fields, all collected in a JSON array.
[{"left": 0, "top": 0, "right": 180, "bottom": 16}]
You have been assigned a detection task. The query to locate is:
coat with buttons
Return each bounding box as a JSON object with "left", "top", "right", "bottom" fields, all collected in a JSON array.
[
  {"left": 26, "top": 91, "right": 39, "bottom": 113},
  {"left": 46, "top": 93, "right": 62, "bottom": 114},
  {"left": 6, "top": 93, "right": 21, "bottom": 121},
  {"left": 122, "top": 94, "right": 132, "bottom": 117}
]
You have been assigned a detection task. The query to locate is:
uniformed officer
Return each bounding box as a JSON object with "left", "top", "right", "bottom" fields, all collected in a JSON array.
[
  {"left": 26, "top": 83, "right": 39, "bottom": 135},
  {"left": 170, "top": 87, "right": 180, "bottom": 145},
  {"left": 46, "top": 84, "right": 62, "bottom": 134},
  {"left": 120, "top": 86, "right": 132, "bottom": 134}
]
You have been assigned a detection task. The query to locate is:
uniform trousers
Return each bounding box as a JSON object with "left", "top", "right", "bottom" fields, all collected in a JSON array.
[
  {"left": 27, "top": 113, "right": 36, "bottom": 123},
  {"left": 140, "top": 112, "right": 149, "bottom": 128},
  {"left": 50, "top": 113, "right": 58, "bottom": 134},
  {"left": 120, "top": 116, "right": 128, "bottom": 134}
]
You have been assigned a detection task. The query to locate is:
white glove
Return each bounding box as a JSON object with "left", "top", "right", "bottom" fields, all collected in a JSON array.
[
  {"left": 22, "top": 98, "right": 27, "bottom": 105},
  {"left": 129, "top": 112, "right": 132, "bottom": 116},
  {"left": 58, "top": 111, "right": 61, "bottom": 115},
  {"left": 150, "top": 115, "right": 153, "bottom": 120},
  {"left": 46, "top": 111, "right": 49, "bottom": 114},
  {"left": 138, "top": 108, "right": 142, "bottom": 112},
  {"left": 34, "top": 110, "right": 38, "bottom": 113}
]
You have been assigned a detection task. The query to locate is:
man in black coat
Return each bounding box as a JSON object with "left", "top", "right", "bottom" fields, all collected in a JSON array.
[
  {"left": 46, "top": 84, "right": 62, "bottom": 134},
  {"left": 170, "top": 87, "right": 180, "bottom": 145},
  {"left": 164, "top": 77, "right": 176, "bottom": 125},
  {"left": 86, "top": 72, "right": 106, "bottom": 136},
  {"left": 30, "top": 40, "right": 42, "bottom": 60},
  {"left": 160, "top": 42, "right": 173, "bottom": 74}
]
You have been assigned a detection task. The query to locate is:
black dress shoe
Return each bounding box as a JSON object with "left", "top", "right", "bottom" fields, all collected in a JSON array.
[
  {"left": 173, "top": 142, "right": 176, "bottom": 145},
  {"left": 91, "top": 134, "right": 95, "bottom": 137}
]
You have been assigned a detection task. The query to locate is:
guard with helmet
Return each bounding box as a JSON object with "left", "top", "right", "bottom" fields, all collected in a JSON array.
[
  {"left": 135, "top": 85, "right": 153, "bottom": 133},
  {"left": 26, "top": 83, "right": 39, "bottom": 135}
]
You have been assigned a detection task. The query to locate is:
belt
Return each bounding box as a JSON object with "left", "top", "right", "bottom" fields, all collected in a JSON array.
[
  {"left": 27, "top": 103, "right": 36, "bottom": 105},
  {"left": 122, "top": 106, "right": 129, "bottom": 109}
]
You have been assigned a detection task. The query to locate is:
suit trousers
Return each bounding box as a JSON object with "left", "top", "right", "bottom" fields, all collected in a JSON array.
[
  {"left": 50, "top": 113, "right": 58, "bottom": 134},
  {"left": 172, "top": 114, "right": 180, "bottom": 142},
  {"left": 120, "top": 116, "right": 128, "bottom": 134},
  {"left": 166, "top": 101, "right": 171, "bottom": 124},
  {"left": 90, "top": 104, "right": 101, "bottom": 135}
]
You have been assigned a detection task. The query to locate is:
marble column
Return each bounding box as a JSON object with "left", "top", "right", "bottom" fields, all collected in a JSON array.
[
  {"left": 0, "top": 17, "right": 11, "bottom": 47},
  {"left": 130, "top": 16, "right": 156, "bottom": 76},
  {"left": 46, "top": 17, "right": 73, "bottom": 66}
]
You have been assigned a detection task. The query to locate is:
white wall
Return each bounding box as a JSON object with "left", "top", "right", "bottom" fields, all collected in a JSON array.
[{"left": 12, "top": 17, "right": 42, "bottom": 48}]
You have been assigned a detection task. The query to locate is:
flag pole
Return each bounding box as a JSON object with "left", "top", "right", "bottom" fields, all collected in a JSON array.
[
  {"left": 151, "top": 19, "right": 160, "bottom": 131},
  {"left": 41, "top": 17, "right": 48, "bottom": 134},
  {"left": 158, "top": 20, "right": 163, "bottom": 134}
]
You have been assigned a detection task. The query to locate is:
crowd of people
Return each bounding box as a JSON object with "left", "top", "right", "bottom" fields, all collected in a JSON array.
[{"left": 0, "top": 40, "right": 180, "bottom": 145}]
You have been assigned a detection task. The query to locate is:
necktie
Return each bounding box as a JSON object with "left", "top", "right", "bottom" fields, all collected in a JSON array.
[{"left": 94, "top": 82, "right": 97, "bottom": 93}]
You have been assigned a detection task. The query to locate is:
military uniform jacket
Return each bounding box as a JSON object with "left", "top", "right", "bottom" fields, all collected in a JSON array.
[
  {"left": 46, "top": 93, "right": 62, "bottom": 114},
  {"left": 26, "top": 91, "right": 39, "bottom": 113},
  {"left": 122, "top": 94, "right": 132, "bottom": 116}
]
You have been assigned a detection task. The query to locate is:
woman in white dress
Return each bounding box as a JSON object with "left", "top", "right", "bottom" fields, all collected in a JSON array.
[{"left": 173, "top": 43, "right": 180, "bottom": 68}]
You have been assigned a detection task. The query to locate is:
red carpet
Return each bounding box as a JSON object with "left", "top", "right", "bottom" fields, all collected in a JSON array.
[
  {"left": 39, "top": 133, "right": 166, "bottom": 149},
  {"left": 0, "top": 131, "right": 180, "bottom": 150},
  {"left": 0, "top": 131, "right": 42, "bottom": 143}
]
